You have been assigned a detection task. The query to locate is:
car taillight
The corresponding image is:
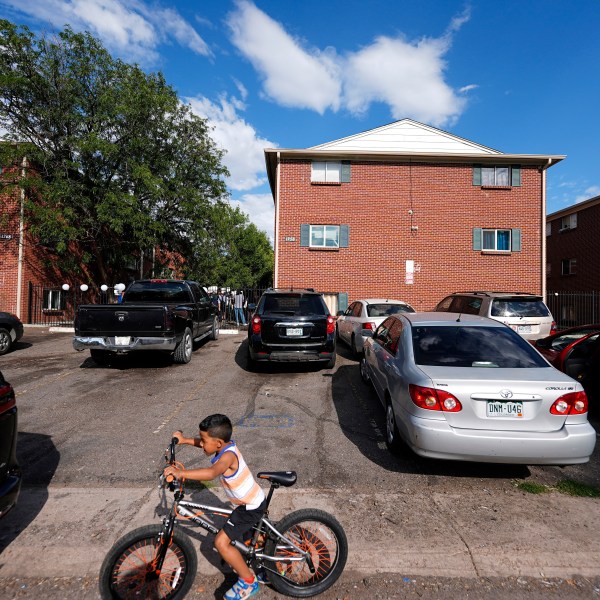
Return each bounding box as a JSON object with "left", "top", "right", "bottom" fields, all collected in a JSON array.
[
  {"left": 326, "top": 315, "right": 335, "bottom": 335},
  {"left": 251, "top": 315, "right": 262, "bottom": 335},
  {"left": 550, "top": 391, "right": 588, "bottom": 415},
  {"left": 409, "top": 384, "right": 462, "bottom": 412},
  {"left": 550, "top": 321, "right": 557, "bottom": 336},
  {"left": 361, "top": 322, "right": 376, "bottom": 331},
  {"left": 0, "top": 384, "right": 16, "bottom": 411}
]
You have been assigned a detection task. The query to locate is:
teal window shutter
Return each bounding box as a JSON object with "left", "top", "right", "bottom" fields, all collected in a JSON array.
[
  {"left": 473, "top": 165, "right": 482, "bottom": 186},
  {"left": 339, "top": 225, "right": 349, "bottom": 247},
  {"left": 511, "top": 228, "right": 521, "bottom": 251},
  {"left": 511, "top": 165, "right": 521, "bottom": 186},
  {"left": 300, "top": 224, "right": 310, "bottom": 247},
  {"left": 338, "top": 292, "right": 348, "bottom": 314},
  {"left": 472, "top": 228, "right": 482, "bottom": 250},
  {"left": 341, "top": 161, "right": 351, "bottom": 183}
]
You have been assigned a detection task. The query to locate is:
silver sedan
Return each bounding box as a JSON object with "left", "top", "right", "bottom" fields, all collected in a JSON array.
[
  {"left": 336, "top": 298, "right": 414, "bottom": 355},
  {"left": 360, "top": 312, "right": 596, "bottom": 464}
]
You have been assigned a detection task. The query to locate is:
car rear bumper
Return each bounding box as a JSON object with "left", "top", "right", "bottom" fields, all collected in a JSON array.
[
  {"left": 73, "top": 336, "right": 177, "bottom": 353},
  {"left": 248, "top": 338, "right": 335, "bottom": 362},
  {"left": 402, "top": 414, "right": 597, "bottom": 464}
]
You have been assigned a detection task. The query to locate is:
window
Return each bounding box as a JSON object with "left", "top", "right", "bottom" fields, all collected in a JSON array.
[
  {"left": 560, "top": 213, "right": 577, "bottom": 231},
  {"left": 300, "top": 224, "right": 349, "bottom": 248},
  {"left": 43, "top": 289, "right": 66, "bottom": 310},
  {"left": 482, "top": 229, "right": 511, "bottom": 251},
  {"left": 546, "top": 222, "right": 551, "bottom": 236},
  {"left": 311, "top": 161, "right": 351, "bottom": 183},
  {"left": 473, "top": 165, "right": 521, "bottom": 187},
  {"left": 472, "top": 228, "right": 521, "bottom": 252},
  {"left": 561, "top": 258, "right": 577, "bottom": 275}
]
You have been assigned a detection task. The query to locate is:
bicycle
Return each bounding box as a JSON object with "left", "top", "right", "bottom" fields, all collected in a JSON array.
[{"left": 99, "top": 438, "right": 348, "bottom": 599}]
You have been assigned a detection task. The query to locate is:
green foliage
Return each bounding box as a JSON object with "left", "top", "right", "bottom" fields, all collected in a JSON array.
[
  {"left": 555, "top": 479, "right": 600, "bottom": 498},
  {"left": 0, "top": 20, "right": 273, "bottom": 285}
]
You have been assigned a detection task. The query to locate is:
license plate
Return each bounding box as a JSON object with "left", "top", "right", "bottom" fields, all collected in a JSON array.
[
  {"left": 517, "top": 325, "right": 532, "bottom": 333},
  {"left": 486, "top": 401, "right": 523, "bottom": 417},
  {"left": 115, "top": 336, "right": 131, "bottom": 346},
  {"left": 286, "top": 328, "right": 303, "bottom": 336}
]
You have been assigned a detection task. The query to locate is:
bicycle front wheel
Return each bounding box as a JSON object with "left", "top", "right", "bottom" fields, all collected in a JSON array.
[
  {"left": 99, "top": 524, "right": 197, "bottom": 600},
  {"left": 264, "top": 508, "right": 348, "bottom": 597}
]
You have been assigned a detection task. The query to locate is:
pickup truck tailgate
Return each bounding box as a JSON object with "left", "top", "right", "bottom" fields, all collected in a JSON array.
[{"left": 75, "top": 305, "right": 169, "bottom": 336}]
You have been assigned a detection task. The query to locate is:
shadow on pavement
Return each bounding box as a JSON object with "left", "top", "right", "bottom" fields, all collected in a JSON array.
[{"left": 0, "top": 432, "right": 59, "bottom": 553}]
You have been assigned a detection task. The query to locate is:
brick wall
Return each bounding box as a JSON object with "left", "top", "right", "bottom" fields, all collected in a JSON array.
[
  {"left": 276, "top": 160, "right": 543, "bottom": 311},
  {"left": 546, "top": 202, "right": 600, "bottom": 292}
]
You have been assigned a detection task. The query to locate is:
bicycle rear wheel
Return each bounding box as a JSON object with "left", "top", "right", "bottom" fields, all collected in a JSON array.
[
  {"left": 264, "top": 508, "right": 347, "bottom": 597},
  {"left": 99, "top": 524, "right": 197, "bottom": 600}
]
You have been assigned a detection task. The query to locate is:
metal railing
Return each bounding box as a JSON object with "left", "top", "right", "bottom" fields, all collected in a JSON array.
[{"left": 546, "top": 291, "right": 600, "bottom": 330}]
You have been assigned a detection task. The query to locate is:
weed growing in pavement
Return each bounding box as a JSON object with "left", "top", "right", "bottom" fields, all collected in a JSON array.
[
  {"left": 514, "top": 479, "right": 600, "bottom": 497},
  {"left": 555, "top": 479, "right": 600, "bottom": 498},
  {"left": 515, "top": 481, "right": 548, "bottom": 494}
]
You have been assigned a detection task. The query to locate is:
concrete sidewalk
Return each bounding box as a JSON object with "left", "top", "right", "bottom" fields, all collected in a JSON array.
[{"left": 1, "top": 483, "right": 599, "bottom": 580}]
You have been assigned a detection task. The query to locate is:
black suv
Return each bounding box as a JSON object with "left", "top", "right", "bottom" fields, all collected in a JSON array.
[{"left": 247, "top": 289, "right": 336, "bottom": 369}]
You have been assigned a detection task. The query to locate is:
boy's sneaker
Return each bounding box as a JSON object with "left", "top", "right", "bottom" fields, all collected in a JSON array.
[{"left": 223, "top": 577, "right": 259, "bottom": 600}]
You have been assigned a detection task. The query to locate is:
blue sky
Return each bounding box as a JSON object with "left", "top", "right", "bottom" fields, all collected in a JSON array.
[{"left": 1, "top": 0, "right": 599, "bottom": 240}]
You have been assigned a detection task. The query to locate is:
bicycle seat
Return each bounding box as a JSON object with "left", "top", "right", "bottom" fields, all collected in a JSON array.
[{"left": 257, "top": 471, "right": 297, "bottom": 487}]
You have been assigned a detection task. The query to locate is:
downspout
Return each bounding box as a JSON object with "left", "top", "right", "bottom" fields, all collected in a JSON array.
[
  {"left": 274, "top": 152, "right": 281, "bottom": 287},
  {"left": 541, "top": 158, "right": 552, "bottom": 302},
  {"left": 16, "top": 156, "right": 27, "bottom": 319}
]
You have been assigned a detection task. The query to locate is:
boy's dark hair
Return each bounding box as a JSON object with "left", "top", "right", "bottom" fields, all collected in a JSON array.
[{"left": 199, "top": 414, "right": 232, "bottom": 442}]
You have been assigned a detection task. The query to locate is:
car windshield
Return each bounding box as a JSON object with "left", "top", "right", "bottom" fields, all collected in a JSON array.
[
  {"left": 367, "top": 303, "right": 415, "bottom": 317},
  {"left": 411, "top": 326, "right": 550, "bottom": 368},
  {"left": 263, "top": 294, "right": 325, "bottom": 316},
  {"left": 490, "top": 298, "right": 550, "bottom": 317},
  {"left": 125, "top": 282, "right": 191, "bottom": 302}
]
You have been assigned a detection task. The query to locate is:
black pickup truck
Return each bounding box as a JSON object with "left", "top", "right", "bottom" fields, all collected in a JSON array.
[{"left": 73, "top": 279, "right": 218, "bottom": 365}]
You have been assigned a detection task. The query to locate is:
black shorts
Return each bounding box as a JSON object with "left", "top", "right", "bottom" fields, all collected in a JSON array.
[{"left": 222, "top": 499, "right": 267, "bottom": 543}]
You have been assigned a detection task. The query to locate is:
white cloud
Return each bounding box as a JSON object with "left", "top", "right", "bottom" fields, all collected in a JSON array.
[
  {"left": 227, "top": 0, "right": 341, "bottom": 113},
  {"left": 231, "top": 193, "right": 274, "bottom": 241},
  {"left": 459, "top": 84, "right": 478, "bottom": 93},
  {"left": 228, "top": 1, "right": 471, "bottom": 127},
  {"left": 1, "top": 0, "right": 211, "bottom": 64},
  {"left": 575, "top": 185, "right": 600, "bottom": 203},
  {"left": 186, "top": 93, "right": 275, "bottom": 192}
]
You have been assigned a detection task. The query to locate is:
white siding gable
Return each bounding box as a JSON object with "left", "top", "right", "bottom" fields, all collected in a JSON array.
[{"left": 310, "top": 119, "right": 501, "bottom": 155}]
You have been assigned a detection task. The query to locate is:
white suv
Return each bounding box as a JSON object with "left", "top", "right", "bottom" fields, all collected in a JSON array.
[{"left": 434, "top": 292, "right": 556, "bottom": 340}]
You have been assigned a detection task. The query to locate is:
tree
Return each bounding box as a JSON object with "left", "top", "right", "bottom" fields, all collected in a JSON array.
[{"left": 0, "top": 20, "right": 273, "bottom": 286}]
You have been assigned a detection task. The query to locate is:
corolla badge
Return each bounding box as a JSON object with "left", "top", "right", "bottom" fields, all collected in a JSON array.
[{"left": 500, "top": 389, "right": 513, "bottom": 399}]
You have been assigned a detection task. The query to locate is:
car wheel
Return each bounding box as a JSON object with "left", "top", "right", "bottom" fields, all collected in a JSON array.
[
  {"left": 325, "top": 352, "right": 336, "bottom": 369},
  {"left": 0, "top": 328, "right": 13, "bottom": 355},
  {"left": 174, "top": 327, "right": 193, "bottom": 364},
  {"left": 210, "top": 316, "right": 219, "bottom": 340},
  {"left": 359, "top": 356, "right": 371, "bottom": 384},
  {"left": 385, "top": 400, "right": 403, "bottom": 455},
  {"left": 351, "top": 334, "right": 361, "bottom": 357}
]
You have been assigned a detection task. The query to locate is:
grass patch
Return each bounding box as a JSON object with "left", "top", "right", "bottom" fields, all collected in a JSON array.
[
  {"left": 555, "top": 479, "right": 600, "bottom": 498},
  {"left": 515, "top": 481, "right": 549, "bottom": 494}
]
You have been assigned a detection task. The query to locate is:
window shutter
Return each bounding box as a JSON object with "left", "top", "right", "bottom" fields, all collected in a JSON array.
[
  {"left": 472, "top": 228, "right": 482, "bottom": 251},
  {"left": 473, "top": 165, "right": 482, "bottom": 186},
  {"left": 511, "top": 165, "right": 521, "bottom": 187},
  {"left": 341, "top": 161, "right": 351, "bottom": 183},
  {"left": 339, "top": 225, "right": 349, "bottom": 248},
  {"left": 511, "top": 228, "right": 522, "bottom": 251},
  {"left": 300, "top": 224, "right": 310, "bottom": 247},
  {"left": 338, "top": 292, "right": 348, "bottom": 314}
]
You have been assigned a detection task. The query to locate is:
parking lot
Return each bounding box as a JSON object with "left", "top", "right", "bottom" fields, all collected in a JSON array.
[{"left": 0, "top": 327, "right": 599, "bottom": 599}]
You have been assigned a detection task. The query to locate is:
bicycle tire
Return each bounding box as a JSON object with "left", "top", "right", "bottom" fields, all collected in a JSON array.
[
  {"left": 264, "top": 508, "right": 347, "bottom": 597},
  {"left": 99, "top": 524, "right": 197, "bottom": 600}
]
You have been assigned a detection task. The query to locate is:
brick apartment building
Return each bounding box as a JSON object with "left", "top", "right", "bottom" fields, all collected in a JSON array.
[
  {"left": 546, "top": 194, "right": 600, "bottom": 292},
  {"left": 265, "top": 119, "right": 564, "bottom": 314},
  {"left": 0, "top": 158, "right": 65, "bottom": 321}
]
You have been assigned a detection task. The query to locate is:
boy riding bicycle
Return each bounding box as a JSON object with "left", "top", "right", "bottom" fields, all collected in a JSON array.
[{"left": 163, "top": 413, "right": 264, "bottom": 600}]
